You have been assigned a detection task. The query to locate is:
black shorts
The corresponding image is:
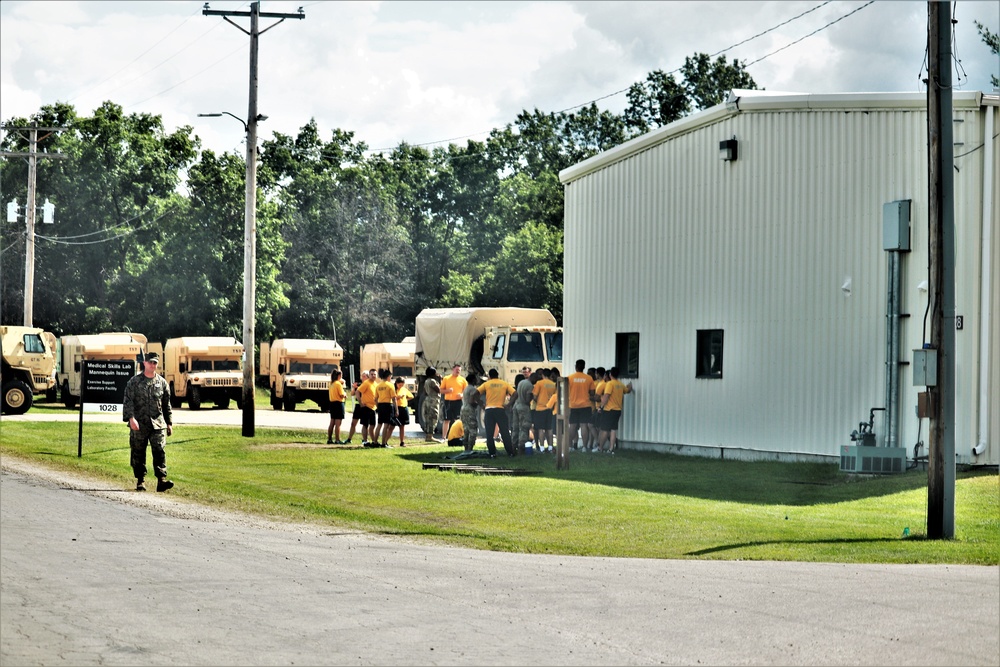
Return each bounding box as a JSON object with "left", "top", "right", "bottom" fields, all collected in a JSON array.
[
  {"left": 444, "top": 400, "right": 462, "bottom": 421},
  {"left": 601, "top": 409, "right": 622, "bottom": 431},
  {"left": 532, "top": 409, "right": 553, "bottom": 431},
  {"left": 329, "top": 401, "right": 345, "bottom": 420},
  {"left": 376, "top": 403, "right": 395, "bottom": 424},
  {"left": 396, "top": 406, "right": 410, "bottom": 426},
  {"left": 358, "top": 406, "right": 376, "bottom": 426},
  {"left": 569, "top": 407, "right": 591, "bottom": 425}
]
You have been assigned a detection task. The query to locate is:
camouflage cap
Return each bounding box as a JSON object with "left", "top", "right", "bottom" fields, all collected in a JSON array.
[{"left": 145, "top": 352, "right": 159, "bottom": 363}]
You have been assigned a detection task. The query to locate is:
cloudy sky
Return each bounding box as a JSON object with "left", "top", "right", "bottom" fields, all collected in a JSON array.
[{"left": 1, "top": 1, "right": 998, "bottom": 156}]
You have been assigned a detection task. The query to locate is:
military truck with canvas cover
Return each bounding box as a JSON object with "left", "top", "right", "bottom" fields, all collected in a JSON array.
[
  {"left": 413, "top": 308, "right": 563, "bottom": 430},
  {"left": 55, "top": 332, "right": 157, "bottom": 408},
  {"left": 260, "top": 338, "right": 344, "bottom": 411},
  {"left": 360, "top": 337, "right": 416, "bottom": 394},
  {"left": 1, "top": 325, "right": 57, "bottom": 414},
  {"left": 162, "top": 336, "right": 244, "bottom": 410}
]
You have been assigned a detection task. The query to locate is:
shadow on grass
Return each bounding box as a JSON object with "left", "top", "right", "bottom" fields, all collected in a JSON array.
[
  {"left": 685, "top": 536, "right": 911, "bottom": 556},
  {"left": 394, "top": 448, "right": 992, "bottom": 508}
]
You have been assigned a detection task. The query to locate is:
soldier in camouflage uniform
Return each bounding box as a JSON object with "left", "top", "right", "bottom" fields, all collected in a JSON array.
[
  {"left": 123, "top": 352, "right": 174, "bottom": 492},
  {"left": 513, "top": 371, "right": 536, "bottom": 453},
  {"left": 421, "top": 367, "right": 442, "bottom": 442},
  {"left": 460, "top": 372, "right": 481, "bottom": 451}
]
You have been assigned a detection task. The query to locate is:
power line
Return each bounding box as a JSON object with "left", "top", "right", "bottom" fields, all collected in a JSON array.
[
  {"left": 65, "top": 4, "right": 205, "bottom": 105},
  {"left": 364, "top": 0, "right": 866, "bottom": 153}
]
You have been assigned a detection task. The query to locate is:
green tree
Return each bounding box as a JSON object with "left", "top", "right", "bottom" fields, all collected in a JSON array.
[
  {"left": 975, "top": 21, "right": 999, "bottom": 89},
  {"left": 0, "top": 102, "right": 197, "bottom": 336}
]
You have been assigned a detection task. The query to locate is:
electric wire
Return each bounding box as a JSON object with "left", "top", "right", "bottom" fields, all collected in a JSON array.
[
  {"left": 742, "top": 1, "right": 875, "bottom": 68},
  {"left": 364, "top": 0, "right": 855, "bottom": 153},
  {"left": 65, "top": 5, "right": 204, "bottom": 105},
  {"left": 33, "top": 211, "right": 172, "bottom": 246}
]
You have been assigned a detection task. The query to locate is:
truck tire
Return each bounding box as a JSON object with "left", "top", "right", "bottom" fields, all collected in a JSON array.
[
  {"left": 45, "top": 386, "right": 58, "bottom": 403},
  {"left": 62, "top": 381, "right": 77, "bottom": 409},
  {"left": 282, "top": 387, "right": 296, "bottom": 412},
  {"left": 188, "top": 386, "right": 202, "bottom": 410},
  {"left": 235, "top": 389, "right": 244, "bottom": 410},
  {"left": 2, "top": 379, "right": 33, "bottom": 415},
  {"left": 270, "top": 386, "right": 280, "bottom": 410},
  {"left": 316, "top": 396, "right": 330, "bottom": 412},
  {"left": 169, "top": 383, "right": 183, "bottom": 408},
  {"left": 215, "top": 396, "right": 230, "bottom": 410}
]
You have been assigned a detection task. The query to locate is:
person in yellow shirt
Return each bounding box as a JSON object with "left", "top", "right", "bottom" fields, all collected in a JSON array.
[
  {"left": 598, "top": 366, "right": 634, "bottom": 454},
  {"left": 446, "top": 419, "right": 464, "bottom": 448},
  {"left": 326, "top": 368, "right": 347, "bottom": 444},
  {"left": 345, "top": 370, "right": 368, "bottom": 445},
  {"left": 357, "top": 370, "right": 378, "bottom": 447},
  {"left": 532, "top": 368, "right": 557, "bottom": 453},
  {"left": 477, "top": 368, "right": 515, "bottom": 457},
  {"left": 591, "top": 367, "right": 607, "bottom": 452},
  {"left": 439, "top": 364, "right": 467, "bottom": 445},
  {"left": 393, "top": 377, "right": 414, "bottom": 447},
  {"left": 373, "top": 368, "right": 398, "bottom": 447},
  {"left": 566, "top": 359, "right": 596, "bottom": 452}
]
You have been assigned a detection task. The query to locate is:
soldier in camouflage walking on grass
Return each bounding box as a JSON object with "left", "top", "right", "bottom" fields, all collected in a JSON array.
[
  {"left": 123, "top": 352, "right": 174, "bottom": 492},
  {"left": 460, "top": 371, "right": 481, "bottom": 451},
  {"left": 421, "top": 367, "right": 442, "bottom": 442}
]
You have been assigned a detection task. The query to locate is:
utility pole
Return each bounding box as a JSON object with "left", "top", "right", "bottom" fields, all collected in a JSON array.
[
  {"left": 202, "top": 2, "right": 304, "bottom": 437},
  {"left": 0, "top": 125, "right": 67, "bottom": 327},
  {"left": 926, "top": 0, "right": 956, "bottom": 539}
]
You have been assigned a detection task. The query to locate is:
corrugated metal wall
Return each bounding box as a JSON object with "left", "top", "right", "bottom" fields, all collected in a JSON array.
[{"left": 564, "top": 100, "right": 994, "bottom": 462}]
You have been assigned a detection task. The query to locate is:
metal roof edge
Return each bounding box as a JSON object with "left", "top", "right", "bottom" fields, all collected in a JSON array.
[
  {"left": 559, "top": 103, "right": 733, "bottom": 184},
  {"left": 559, "top": 89, "right": 988, "bottom": 185}
]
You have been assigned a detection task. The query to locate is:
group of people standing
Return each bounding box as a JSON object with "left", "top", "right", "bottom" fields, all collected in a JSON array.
[
  {"left": 325, "top": 359, "right": 634, "bottom": 462},
  {"left": 425, "top": 359, "right": 635, "bottom": 465},
  {"left": 326, "top": 367, "right": 414, "bottom": 447}
]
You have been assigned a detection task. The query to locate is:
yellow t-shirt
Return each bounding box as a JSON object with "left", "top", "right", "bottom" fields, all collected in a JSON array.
[
  {"left": 358, "top": 379, "right": 377, "bottom": 409},
  {"left": 478, "top": 378, "right": 514, "bottom": 409},
  {"left": 328, "top": 380, "right": 346, "bottom": 403},
  {"left": 374, "top": 380, "right": 397, "bottom": 405},
  {"left": 545, "top": 392, "right": 557, "bottom": 415},
  {"left": 395, "top": 386, "right": 413, "bottom": 408},
  {"left": 447, "top": 420, "right": 464, "bottom": 440},
  {"left": 533, "top": 378, "right": 556, "bottom": 410},
  {"left": 567, "top": 371, "right": 595, "bottom": 409},
  {"left": 440, "top": 374, "right": 467, "bottom": 402},
  {"left": 602, "top": 379, "right": 632, "bottom": 411},
  {"left": 593, "top": 380, "right": 606, "bottom": 411}
]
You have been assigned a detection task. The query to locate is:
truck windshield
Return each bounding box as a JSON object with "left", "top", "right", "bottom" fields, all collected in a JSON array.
[
  {"left": 545, "top": 331, "right": 563, "bottom": 362},
  {"left": 506, "top": 332, "right": 545, "bottom": 362},
  {"left": 289, "top": 361, "right": 337, "bottom": 374},
  {"left": 191, "top": 359, "right": 240, "bottom": 371},
  {"left": 392, "top": 365, "right": 414, "bottom": 376},
  {"left": 23, "top": 334, "right": 46, "bottom": 354}
]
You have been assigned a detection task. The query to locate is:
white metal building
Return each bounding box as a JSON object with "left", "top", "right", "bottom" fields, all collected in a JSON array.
[{"left": 560, "top": 90, "right": 998, "bottom": 466}]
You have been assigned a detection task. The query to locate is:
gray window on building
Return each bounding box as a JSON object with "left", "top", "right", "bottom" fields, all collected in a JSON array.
[
  {"left": 696, "top": 329, "right": 724, "bottom": 379},
  {"left": 615, "top": 332, "right": 639, "bottom": 378}
]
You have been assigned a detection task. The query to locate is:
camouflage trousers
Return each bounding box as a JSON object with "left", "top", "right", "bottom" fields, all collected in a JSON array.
[
  {"left": 512, "top": 402, "right": 533, "bottom": 447},
  {"left": 460, "top": 404, "right": 479, "bottom": 450},
  {"left": 130, "top": 426, "right": 167, "bottom": 480},
  {"left": 421, "top": 398, "right": 441, "bottom": 437}
]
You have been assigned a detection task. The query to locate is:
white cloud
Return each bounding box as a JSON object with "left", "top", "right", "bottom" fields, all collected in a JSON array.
[{"left": 1, "top": 0, "right": 997, "bottom": 156}]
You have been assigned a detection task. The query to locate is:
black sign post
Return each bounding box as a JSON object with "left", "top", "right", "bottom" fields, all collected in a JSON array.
[{"left": 77, "top": 359, "right": 136, "bottom": 457}]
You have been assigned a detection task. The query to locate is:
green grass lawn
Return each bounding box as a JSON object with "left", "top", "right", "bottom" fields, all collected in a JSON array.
[{"left": 1, "top": 419, "right": 996, "bottom": 565}]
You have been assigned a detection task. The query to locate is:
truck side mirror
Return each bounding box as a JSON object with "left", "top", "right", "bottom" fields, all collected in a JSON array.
[
  {"left": 278, "top": 363, "right": 285, "bottom": 375},
  {"left": 179, "top": 363, "right": 187, "bottom": 373}
]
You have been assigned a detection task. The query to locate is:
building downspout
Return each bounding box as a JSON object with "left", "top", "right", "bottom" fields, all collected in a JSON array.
[{"left": 974, "top": 105, "right": 995, "bottom": 458}]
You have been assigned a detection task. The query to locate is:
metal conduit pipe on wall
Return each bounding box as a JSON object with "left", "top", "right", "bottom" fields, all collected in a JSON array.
[{"left": 974, "top": 103, "right": 995, "bottom": 458}]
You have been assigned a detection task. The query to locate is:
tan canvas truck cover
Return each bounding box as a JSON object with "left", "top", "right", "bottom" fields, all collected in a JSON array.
[{"left": 414, "top": 308, "right": 557, "bottom": 371}]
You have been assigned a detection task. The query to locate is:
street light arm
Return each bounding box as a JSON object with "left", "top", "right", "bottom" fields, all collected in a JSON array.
[{"left": 198, "top": 112, "right": 248, "bottom": 133}]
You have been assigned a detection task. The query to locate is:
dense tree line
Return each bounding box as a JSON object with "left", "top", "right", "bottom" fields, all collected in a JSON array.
[{"left": 1, "top": 54, "right": 754, "bottom": 368}]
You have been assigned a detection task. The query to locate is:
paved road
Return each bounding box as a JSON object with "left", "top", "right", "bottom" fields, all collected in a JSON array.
[{"left": 2, "top": 414, "right": 998, "bottom": 666}]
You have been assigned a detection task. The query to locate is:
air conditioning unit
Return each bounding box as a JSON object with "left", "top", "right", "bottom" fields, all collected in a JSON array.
[{"left": 840, "top": 445, "right": 908, "bottom": 474}]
